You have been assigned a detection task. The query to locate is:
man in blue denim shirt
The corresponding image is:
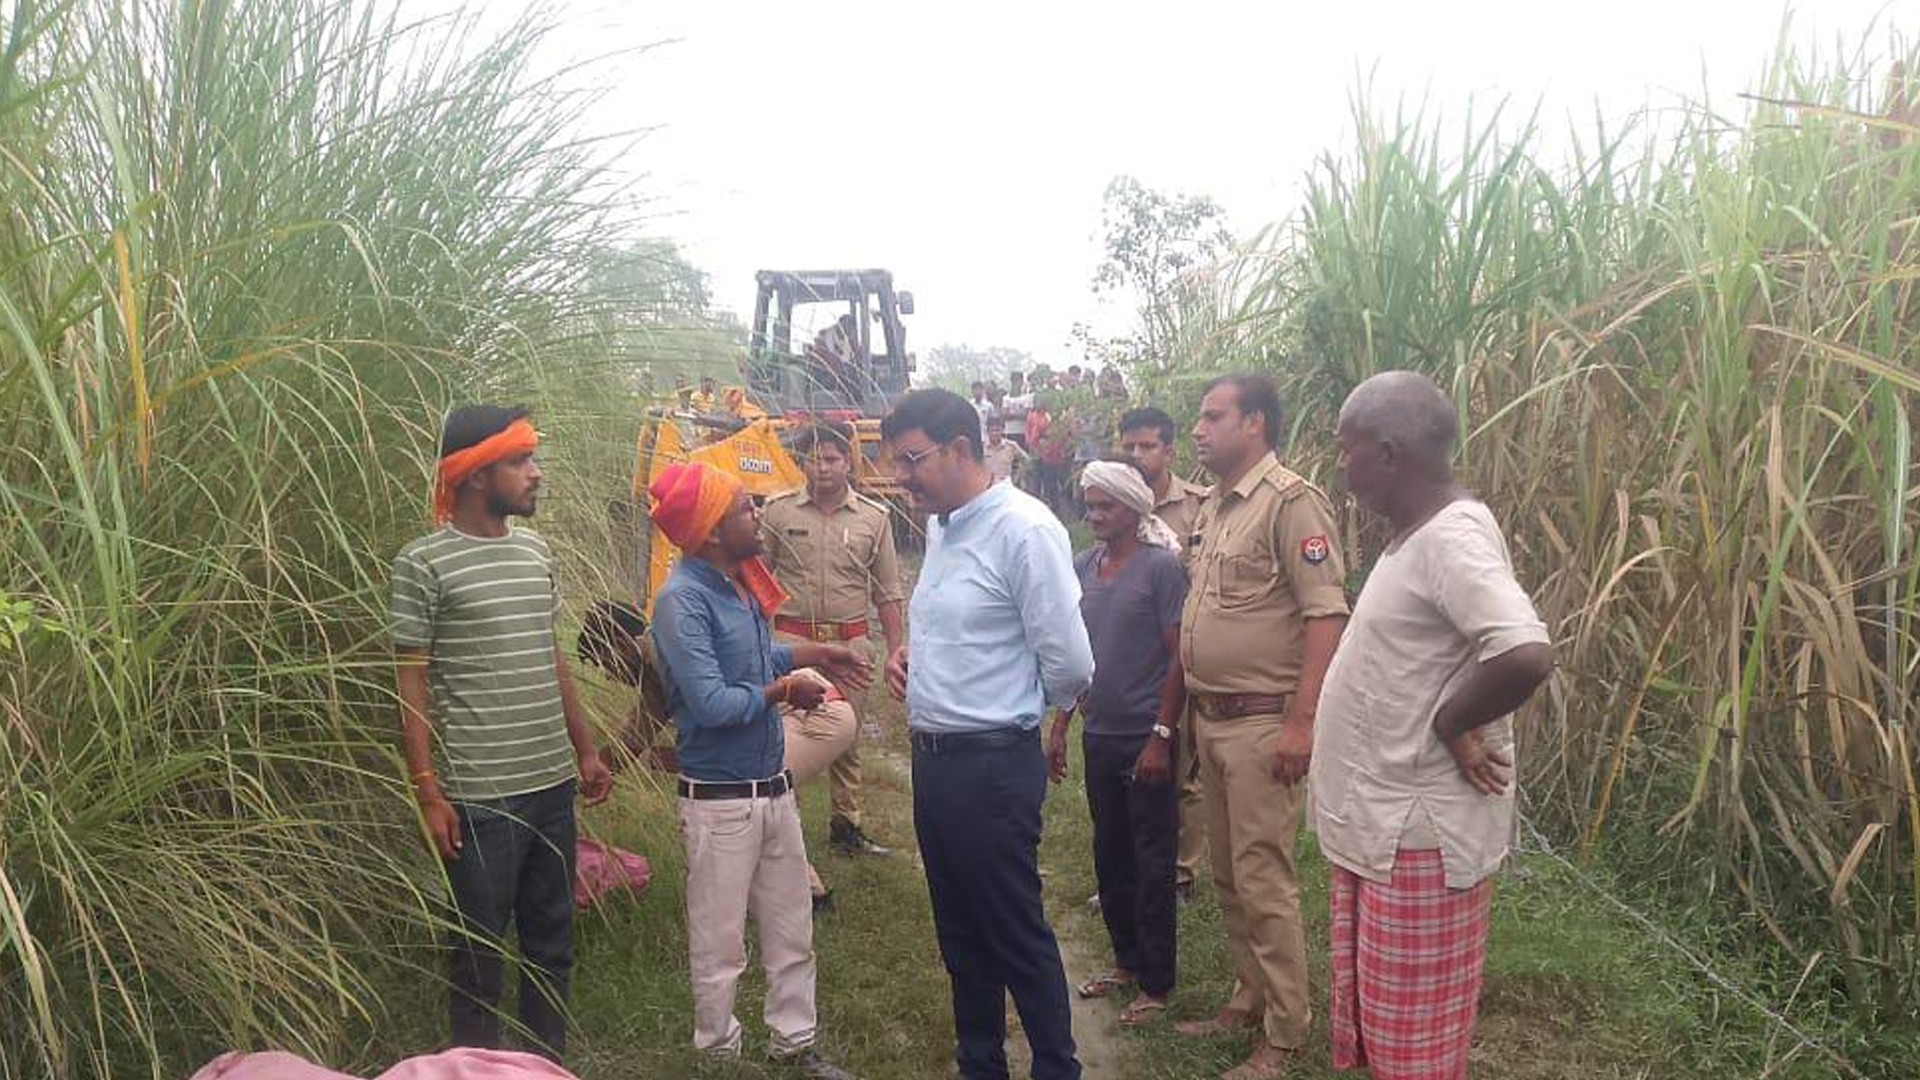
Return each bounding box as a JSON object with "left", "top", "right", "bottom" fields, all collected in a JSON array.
[
  {"left": 881, "top": 390, "right": 1095, "bottom": 1080},
  {"left": 647, "top": 461, "right": 868, "bottom": 1080}
]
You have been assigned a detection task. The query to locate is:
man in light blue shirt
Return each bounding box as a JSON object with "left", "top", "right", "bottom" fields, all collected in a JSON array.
[{"left": 881, "top": 389, "right": 1093, "bottom": 1080}]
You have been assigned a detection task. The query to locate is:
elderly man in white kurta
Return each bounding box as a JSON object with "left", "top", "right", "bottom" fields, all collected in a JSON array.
[{"left": 1310, "top": 371, "right": 1553, "bottom": 1080}]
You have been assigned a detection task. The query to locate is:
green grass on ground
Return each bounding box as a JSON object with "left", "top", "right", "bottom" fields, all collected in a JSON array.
[
  {"left": 1038, "top": 757, "right": 1882, "bottom": 1080},
  {"left": 351, "top": 674, "right": 1891, "bottom": 1080}
]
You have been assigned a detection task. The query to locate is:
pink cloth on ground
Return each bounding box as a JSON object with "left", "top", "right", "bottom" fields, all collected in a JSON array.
[
  {"left": 189, "top": 1047, "right": 579, "bottom": 1080},
  {"left": 573, "top": 837, "right": 650, "bottom": 908}
]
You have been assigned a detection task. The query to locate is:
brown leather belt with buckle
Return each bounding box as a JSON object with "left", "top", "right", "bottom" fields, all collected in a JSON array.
[
  {"left": 774, "top": 615, "right": 870, "bottom": 641},
  {"left": 1191, "top": 692, "right": 1290, "bottom": 720}
]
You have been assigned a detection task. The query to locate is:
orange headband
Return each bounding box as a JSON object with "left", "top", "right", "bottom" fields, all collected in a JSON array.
[{"left": 434, "top": 417, "right": 538, "bottom": 523}]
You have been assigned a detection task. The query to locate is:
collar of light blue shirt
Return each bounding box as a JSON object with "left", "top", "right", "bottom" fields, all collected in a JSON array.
[{"left": 936, "top": 477, "right": 1009, "bottom": 530}]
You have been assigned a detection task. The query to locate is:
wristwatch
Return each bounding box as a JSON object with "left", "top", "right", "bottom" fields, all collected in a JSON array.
[{"left": 1151, "top": 723, "right": 1173, "bottom": 741}]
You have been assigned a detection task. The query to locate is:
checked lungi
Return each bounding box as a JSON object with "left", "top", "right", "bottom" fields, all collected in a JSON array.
[{"left": 1329, "top": 848, "right": 1492, "bottom": 1080}]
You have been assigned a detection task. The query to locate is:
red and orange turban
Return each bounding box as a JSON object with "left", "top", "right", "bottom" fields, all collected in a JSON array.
[
  {"left": 648, "top": 461, "right": 788, "bottom": 616},
  {"left": 434, "top": 417, "right": 538, "bottom": 523},
  {"left": 648, "top": 461, "right": 743, "bottom": 552}
]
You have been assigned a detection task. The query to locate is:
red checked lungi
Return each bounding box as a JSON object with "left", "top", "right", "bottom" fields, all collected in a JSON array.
[{"left": 1329, "top": 847, "right": 1492, "bottom": 1080}]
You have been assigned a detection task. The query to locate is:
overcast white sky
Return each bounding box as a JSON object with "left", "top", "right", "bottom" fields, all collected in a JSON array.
[{"left": 528, "top": 0, "right": 1916, "bottom": 362}]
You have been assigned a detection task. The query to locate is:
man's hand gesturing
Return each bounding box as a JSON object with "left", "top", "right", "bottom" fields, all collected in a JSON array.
[
  {"left": 817, "top": 644, "right": 872, "bottom": 692},
  {"left": 782, "top": 673, "right": 829, "bottom": 711}
]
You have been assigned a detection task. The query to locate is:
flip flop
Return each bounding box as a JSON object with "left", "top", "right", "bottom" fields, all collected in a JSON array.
[
  {"left": 1075, "top": 971, "right": 1133, "bottom": 999},
  {"left": 1118, "top": 998, "right": 1169, "bottom": 1026}
]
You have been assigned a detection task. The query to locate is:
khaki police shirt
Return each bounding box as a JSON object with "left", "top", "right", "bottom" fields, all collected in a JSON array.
[
  {"left": 1179, "top": 452, "right": 1350, "bottom": 695},
  {"left": 759, "top": 488, "right": 905, "bottom": 624},
  {"left": 1155, "top": 473, "right": 1209, "bottom": 562}
]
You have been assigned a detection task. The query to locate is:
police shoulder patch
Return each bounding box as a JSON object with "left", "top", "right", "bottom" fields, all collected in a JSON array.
[{"left": 1300, "top": 535, "right": 1331, "bottom": 565}]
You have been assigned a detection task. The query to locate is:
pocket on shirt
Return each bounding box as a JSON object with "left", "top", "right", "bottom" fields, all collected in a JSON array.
[{"left": 1216, "top": 554, "right": 1274, "bottom": 609}]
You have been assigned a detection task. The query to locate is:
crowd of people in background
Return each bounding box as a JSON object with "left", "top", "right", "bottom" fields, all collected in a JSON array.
[
  {"left": 392, "top": 366, "right": 1552, "bottom": 1080},
  {"left": 966, "top": 363, "right": 1130, "bottom": 515}
]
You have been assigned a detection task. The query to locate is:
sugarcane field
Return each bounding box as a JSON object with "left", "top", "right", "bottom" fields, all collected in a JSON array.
[{"left": 4, "top": 2, "right": 1920, "bottom": 1079}]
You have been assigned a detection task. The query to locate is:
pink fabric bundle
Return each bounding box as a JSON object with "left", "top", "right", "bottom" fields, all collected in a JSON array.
[
  {"left": 189, "top": 1047, "right": 579, "bottom": 1080},
  {"left": 573, "top": 838, "right": 650, "bottom": 909}
]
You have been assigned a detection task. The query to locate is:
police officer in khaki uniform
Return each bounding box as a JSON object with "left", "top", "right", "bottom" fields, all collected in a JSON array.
[
  {"left": 759, "top": 421, "right": 906, "bottom": 866},
  {"left": 1171, "top": 376, "right": 1349, "bottom": 1080},
  {"left": 1120, "top": 407, "right": 1211, "bottom": 900}
]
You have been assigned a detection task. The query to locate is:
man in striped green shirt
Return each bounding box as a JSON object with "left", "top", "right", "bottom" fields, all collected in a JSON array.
[{"left": 392, "top": 404, "right": 612, "bottom": 1062}]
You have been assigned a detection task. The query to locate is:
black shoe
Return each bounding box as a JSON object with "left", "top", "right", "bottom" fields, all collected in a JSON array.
[
  {"left": 812, "top": 888, "right": 835, "bottom": 914},
  {"left": 828, "top": 817, "right": 891, "bottom": 857},
  {"left": 772, "top": 1047, "right": 856, "bottom": 1080}
]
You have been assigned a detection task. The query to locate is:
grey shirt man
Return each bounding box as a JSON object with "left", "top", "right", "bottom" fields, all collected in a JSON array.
[{"left": 1073, "top": 544, "right": 1188, "bottom": 736}]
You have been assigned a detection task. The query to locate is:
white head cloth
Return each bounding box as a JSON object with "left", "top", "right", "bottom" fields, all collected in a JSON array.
[{"left": 1079, "top": 460, "right": 1181, "bottom": 551}]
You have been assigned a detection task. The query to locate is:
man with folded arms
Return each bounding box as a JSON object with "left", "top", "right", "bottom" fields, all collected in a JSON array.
[
  {"left": 392, "top": 405, "right": 613, "bottom": 1062},
  {"left": 1175, "top": 375, "right": 1351, "bottom": 1080},
  {"left": 881, "top": 389, "right": 1094, "bottom": 1080},
  {"left": 1313, "top": 371, "right": 1552, "bottom": 1080},
  {"left": 646, "top": 461, "right": 870, "bottom": 1080},
  {"left": 759, "top": 421, "right": 905, "bottom": 869}
]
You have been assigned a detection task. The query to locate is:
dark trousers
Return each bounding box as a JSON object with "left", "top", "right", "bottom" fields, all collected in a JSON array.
[
  {"left": 1083, "top": 732, "right": 1179, "bottom": 996},
  {"left": 445, "top": 779, "right": 577, "bottom": 1061},
  {"left": 913, "top": 729, "right": 1080, "bottom": 1080}
]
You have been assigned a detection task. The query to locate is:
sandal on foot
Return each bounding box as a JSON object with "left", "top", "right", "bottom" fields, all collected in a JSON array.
[
  {"left": 1118, "top": 997, "right": 1169, "bottom": 1026},
  {"left": 1175, "top": 1009, "right": 1258, "bottom": 1037},
  {"left": 1219, "top": 1046, "right": 1293, "bottom": 1080},
  {"left": 1075, "top": 971, "right": 1133, "bottom": 999}
]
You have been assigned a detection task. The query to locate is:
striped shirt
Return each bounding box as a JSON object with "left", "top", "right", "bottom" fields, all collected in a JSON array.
[{"left": 390, "top": 526, "right": 576, "bottom": 800}]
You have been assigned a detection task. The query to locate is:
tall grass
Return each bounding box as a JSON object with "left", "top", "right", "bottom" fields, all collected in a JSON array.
[
  {"left": 0, "top": 1, "right": 657, "bottom": 1076},
  {"left": 1160, "top": 26, "right": 1920, "bottom": 1034}
]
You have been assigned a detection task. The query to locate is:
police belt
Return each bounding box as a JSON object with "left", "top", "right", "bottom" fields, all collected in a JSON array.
[
  {"left": 774, "top": 615, "right": 869, "bottom": 641},
  {"left": 676, "top": 770, "right": 794, "bottom": 801},
  {"left": 1191, "top": 692, "right": 1291, "bottom": 720}
]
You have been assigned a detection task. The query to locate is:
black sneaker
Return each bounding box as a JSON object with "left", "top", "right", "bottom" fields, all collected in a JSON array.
[
  {"left": 828, "top": 817, "right": 891, "bottom": 857},
  {"left": 772, "top": 1047, "right": 856, "bottom": 1080}
]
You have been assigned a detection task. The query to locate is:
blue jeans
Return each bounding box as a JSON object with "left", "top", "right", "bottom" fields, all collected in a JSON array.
[
  {"left": 912, "top": 728, "right": 1080, "bottom": 1080},
  {"left": 445, "top": 779, "right": 577, "bottom": 1061}
]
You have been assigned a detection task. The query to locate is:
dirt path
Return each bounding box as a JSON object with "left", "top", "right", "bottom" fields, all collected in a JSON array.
[
  {"left": 866, "top": 742, "right": 1130, "bottom": 1078},
  {"left": 1048, "top": 907, "right": 1128, "bottom": 1078}
]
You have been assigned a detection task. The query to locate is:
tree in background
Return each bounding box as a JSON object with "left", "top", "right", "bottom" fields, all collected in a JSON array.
[
  {"left": 585, "top": 241, "right": 745, "bottom": 398},
  {"left": 921, "top": 342, "right": 1034, "bottom": 393},
  {"left": 1085, "top": 175, "right": 1233, "bottom": 372}
]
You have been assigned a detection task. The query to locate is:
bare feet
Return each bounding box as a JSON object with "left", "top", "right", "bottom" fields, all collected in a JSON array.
[
  {"left": 1219, "top": 1043, "right": 1293, "bottom": 1080},
  {"left": 1174, "top": 1006, "right": 1258, "bottom": 1037}
]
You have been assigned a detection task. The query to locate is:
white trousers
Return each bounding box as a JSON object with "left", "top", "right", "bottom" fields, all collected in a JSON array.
[{"left": 680, "top": 790, "right": 818, "bottom": 1055}]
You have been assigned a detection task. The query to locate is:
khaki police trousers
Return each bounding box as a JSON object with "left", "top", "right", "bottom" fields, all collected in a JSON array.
[
  {"left": 780, "top": 691, "right": 856, "bottom": 896},
  {"left": 1195, "top": 708, "right": 1311, "bottom": 1050},
  {"left": 774, "top": 632, "right": 874, "bottom": 828},
  {"left": 1176, "top": 704, "right": 1208, "bottom": 887}
]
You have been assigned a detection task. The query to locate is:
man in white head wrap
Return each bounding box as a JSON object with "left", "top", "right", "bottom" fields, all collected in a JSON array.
[
  {"left": 1078, "top": 460, "right": 1182, "bottom": 551},
  {"left": 1046, "top": 457, "right": 1192, "bottom": 1024}
]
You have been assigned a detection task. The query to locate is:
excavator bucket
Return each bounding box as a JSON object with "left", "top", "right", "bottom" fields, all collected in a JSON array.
[{"left": 633, "top": 413, "right": 807, "bottom": 613}]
